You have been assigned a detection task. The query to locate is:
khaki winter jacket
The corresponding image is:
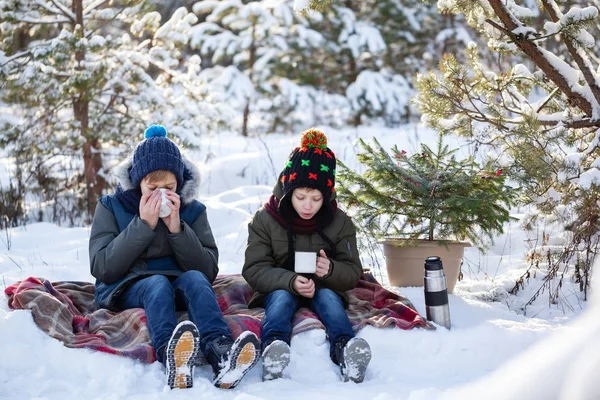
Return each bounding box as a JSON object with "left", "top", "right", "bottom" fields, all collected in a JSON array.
[{"left": 242, "top": 187, "right": 362, "bottom": 308}]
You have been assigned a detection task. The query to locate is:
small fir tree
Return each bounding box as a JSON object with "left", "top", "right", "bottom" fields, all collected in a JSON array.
[
  {"left": 337, "top": 136, "right": 517, "bottom": 250},
  {"left": 310, "top": 0, "right": 600, "bottom": 298},
  {"left": 411, "top": 0, "right": 600, "bottom": 296}
]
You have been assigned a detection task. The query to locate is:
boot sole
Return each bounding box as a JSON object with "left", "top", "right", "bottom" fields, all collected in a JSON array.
[
  {"left": 262, "top": 341, "right": 291, "bottom": 381},
  {"left": 214, "top": 332, "right": 260, "bottom": 389},
  {"left": 341, "top": 337, "right": 371, "bottom": 383},
  {"left": 166, "top": 321, "right": 200, "bottom": 389}
]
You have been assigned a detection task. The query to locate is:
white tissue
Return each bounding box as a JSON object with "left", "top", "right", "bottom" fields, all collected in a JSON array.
[{"left": 158, "top": 188, "right": 172, "bottom": 218}]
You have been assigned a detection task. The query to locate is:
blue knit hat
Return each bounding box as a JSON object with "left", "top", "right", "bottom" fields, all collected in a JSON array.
[{"left": 129, "top": 125, "right": 184, "bottom": 189}]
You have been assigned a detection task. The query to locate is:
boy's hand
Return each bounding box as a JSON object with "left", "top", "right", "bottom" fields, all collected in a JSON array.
[
  {"left": 315, "top": 249, "right": 331, "bottom": 277},
  {"left": 162, "top": 190, "right": 182, "bottom": 233},
  {"left": 293, "top": 275, "right": 315, "bottom": 298},
  {"left": 139, "top": 190, "right": 161, "bottom": 229}
]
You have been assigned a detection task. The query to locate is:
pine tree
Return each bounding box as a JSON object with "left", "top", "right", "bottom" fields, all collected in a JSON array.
[
  {"left": 411, "top": 0, "right": 600, "bottom": 284},
  {"left": 192, "top": 0, "right": 449, "bottom": 130},
  {"left": 190, "top": 0, "right": 336, "bottom": 133},
  {"left": 189, "top": 0, "right": 294, "bottom": 135},
  {"left": 309, "top": 0, "right": 600, "bottom": 293},
  {"left": 412, "top": 0, "right": 600, "bottom": 204},
  {"left": 294, "top": 0, "right": 450, "bottom": 126},
  {"left": 0, "top": 1, "right": 224, "bottom": 222}
]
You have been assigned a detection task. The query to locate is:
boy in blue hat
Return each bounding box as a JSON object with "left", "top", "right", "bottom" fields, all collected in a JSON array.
[{"left": 90, "top": 125, "right": 259, "bottom": 390}]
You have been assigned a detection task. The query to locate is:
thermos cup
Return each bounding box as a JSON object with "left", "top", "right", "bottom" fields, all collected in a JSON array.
[{"left": 424, "top": 256, "right": 451, "bottom": 329}]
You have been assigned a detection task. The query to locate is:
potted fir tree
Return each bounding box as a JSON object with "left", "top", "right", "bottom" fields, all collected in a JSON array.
[{"left": 337, "top": 136, "right": 517, "bottom": 293}]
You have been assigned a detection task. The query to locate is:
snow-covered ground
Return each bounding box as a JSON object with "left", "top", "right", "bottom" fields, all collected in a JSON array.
[{"left": 0, "top": 125, "right": 596, "bottom": 399}]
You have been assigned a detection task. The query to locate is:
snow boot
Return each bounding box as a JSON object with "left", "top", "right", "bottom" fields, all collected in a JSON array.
[
  {"left": 165, "top": 321, "right": 200, "bottom": 389},
  {"left": 335, "top": 337, "right": 371, "bottom": 383},
  {"left": 205, "top": 332, "right": 260, "bottom": 389},
  {"left": 262, "top": 340, "right": 291, "bottom": 381}
]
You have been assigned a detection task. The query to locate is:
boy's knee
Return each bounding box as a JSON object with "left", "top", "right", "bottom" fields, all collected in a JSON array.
[
  {"left": 181, "top": 270, "right": 210, "bottom": 285},
  {"left": 175, "top": 270, "right": 212, "bottom": 295},
  {"left": 266, "top": 290, "right": 296, "bottom": 307},
  {"left": 141, "top": 275, "right": 173, "bottom": 296},
  {"left": 314, "top": 288, "right": 343, "bottom": 307},
  {"left": 144, "top": 274, "right": 171, "bottom": 286},
  {"left": 314, "top": 288, "right": 338, "bottom": 301}
]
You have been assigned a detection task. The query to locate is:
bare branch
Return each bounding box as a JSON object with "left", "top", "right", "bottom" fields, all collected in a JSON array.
[
  {"left": 11, "top": 17, "right": 71, "bottom": 25},
  {"left": 0, "top": 50, "right": 32, "bottom": 68},
  {"left": 485, "top": 18, "right": 511, "bottom": 35},
  {"left": 85, "top": 6, "right": 129, "bottom": 38},
  {"left": 5, "top": 254, "right": 23, "bottom": 270},
  {"left": 33, "top": 0, "right": 74, "bottom": 21},
  {"left": 97, "top": 91, "right": 120, "bottom": 119},
  {"left": 83, "top": 0, "right": 109, "bottom": 15},
  {"left": 538, "top": 118, "right": 600, "bottom": 129},
  {"left": 48, "top": 0, "right": 76, "bottom": 21},
  {"left": 536, "top": 87, "right": 560, "bottom": 113}
]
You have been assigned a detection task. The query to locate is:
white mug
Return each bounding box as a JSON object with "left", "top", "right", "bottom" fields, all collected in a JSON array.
[
  {"left": 158, "top": 188, "right": 173, "bottom": 218},
  {"left": 295, "top": 251, "right": 317, "bottom": 273}
]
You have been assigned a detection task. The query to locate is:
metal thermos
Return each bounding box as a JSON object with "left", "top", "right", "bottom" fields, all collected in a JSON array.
[{"left": 424, "top": 256, "right": 451, "bottom": 329}]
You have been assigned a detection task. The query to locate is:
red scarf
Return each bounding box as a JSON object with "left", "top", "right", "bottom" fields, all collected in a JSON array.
[{"left": 264, "top": 194, "right": 337, "bottom": 234}]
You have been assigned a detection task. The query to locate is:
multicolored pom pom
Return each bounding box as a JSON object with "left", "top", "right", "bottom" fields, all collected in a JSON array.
[
  {"left": 144, "top": 124, "right": 167, "bottom": 139},
  {"left": 300, "top": 128, "right": 328, "bottom": 150}
]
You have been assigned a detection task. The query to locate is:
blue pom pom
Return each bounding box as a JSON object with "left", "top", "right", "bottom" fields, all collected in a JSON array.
[{"left": 144, "top": 125, "right": 167, "bottom": 139}]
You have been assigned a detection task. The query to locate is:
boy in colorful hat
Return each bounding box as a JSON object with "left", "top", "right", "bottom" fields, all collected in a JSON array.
[
  {"left": 90, "top": 125, "right": 259, "bottom": 390},
  {"left": 242, "top": 128, "right": 372, "bottom": 383}
]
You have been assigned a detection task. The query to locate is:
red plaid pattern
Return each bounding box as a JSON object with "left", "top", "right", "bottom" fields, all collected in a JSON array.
[{"left": 5, "top": 273, "right": 432, "bottom": 364}]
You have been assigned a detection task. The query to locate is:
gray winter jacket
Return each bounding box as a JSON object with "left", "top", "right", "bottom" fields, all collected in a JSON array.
[{"left": 90, "top": 156, "right": 218, "bottom": 310}]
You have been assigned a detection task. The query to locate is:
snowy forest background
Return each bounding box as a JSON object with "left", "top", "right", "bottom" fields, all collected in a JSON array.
[
  {"left": 1, "top": 1, "right": 600, "bottom": 398},
  {"left": 1, "top": 0, "right": 600, "bottom": 310}
]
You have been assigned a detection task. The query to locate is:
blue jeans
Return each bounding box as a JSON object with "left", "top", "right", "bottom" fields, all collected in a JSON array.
[
  {"left": 119, "top": 270, "right": 231, "bottom": 362},
  {"left": 262, "top": 288, "right": 354, "bottom": 364}
]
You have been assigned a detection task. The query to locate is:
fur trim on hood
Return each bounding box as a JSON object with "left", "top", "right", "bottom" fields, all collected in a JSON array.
[{"left": 113, "top": 155, "right": 201, "bottom": 205}]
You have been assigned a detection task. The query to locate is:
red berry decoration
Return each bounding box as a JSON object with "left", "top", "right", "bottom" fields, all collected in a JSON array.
[{"left": 300, "top": 128, "right": 328, "bottom": 150}]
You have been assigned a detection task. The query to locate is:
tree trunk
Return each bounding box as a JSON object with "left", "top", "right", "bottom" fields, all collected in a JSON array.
[
  {"left": 242, "top": 22, "right": 257, "bottom": 137},
  {"left": 348, "top": 54, "right": 361, "bottom": 126},
  {"left": 72, "top": 0, "right": 105, "bottom": 221},
  {"left": 242, "top": 103, "right": 250, "bottom": 137},
  {"left": 82, "top": 138, "right": 105, "bottom": 219}
]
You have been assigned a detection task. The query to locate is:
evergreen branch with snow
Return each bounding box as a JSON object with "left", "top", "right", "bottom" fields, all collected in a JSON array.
[
  {"left": 311, "top": 0, "right": 600, "bottom": 291},
  {"left": 0, "top": 0, "right": 232, "bottom": 222},
  {"left": 539, "top": 0, "right": 600, "bottom": 108}
]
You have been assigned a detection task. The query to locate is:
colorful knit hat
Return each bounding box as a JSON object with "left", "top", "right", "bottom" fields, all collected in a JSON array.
[
  {"left": 278, "top": 128, "right": 337, "bottom": 219},
  {"left": 129, "top": 125, "right": 184, "bottom": 189}
]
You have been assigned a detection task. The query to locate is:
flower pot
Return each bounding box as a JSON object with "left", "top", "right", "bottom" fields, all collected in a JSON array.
[{"left": 380, "top": 239, "right": 470, "bottom": 294}]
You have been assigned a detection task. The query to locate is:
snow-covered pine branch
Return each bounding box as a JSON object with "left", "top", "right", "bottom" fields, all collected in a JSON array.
[
  {"left": 407, "top": 0, "right": 600, "bottom": 290},
  {"left": 0, "top": 0, "right": 230, "bottom": 223},
  {"left": 189, "top": 0, "right": 318, "bottom": 135}
]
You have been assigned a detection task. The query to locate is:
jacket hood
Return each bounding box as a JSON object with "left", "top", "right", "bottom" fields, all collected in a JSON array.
[{"left": 114, "top": 154, "right": 201, "bottom": 205}]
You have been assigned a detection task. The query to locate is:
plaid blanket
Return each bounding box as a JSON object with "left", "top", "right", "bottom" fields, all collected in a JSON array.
[{"left": 4, "top": 273, "right": 433, "bottom": 364}]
